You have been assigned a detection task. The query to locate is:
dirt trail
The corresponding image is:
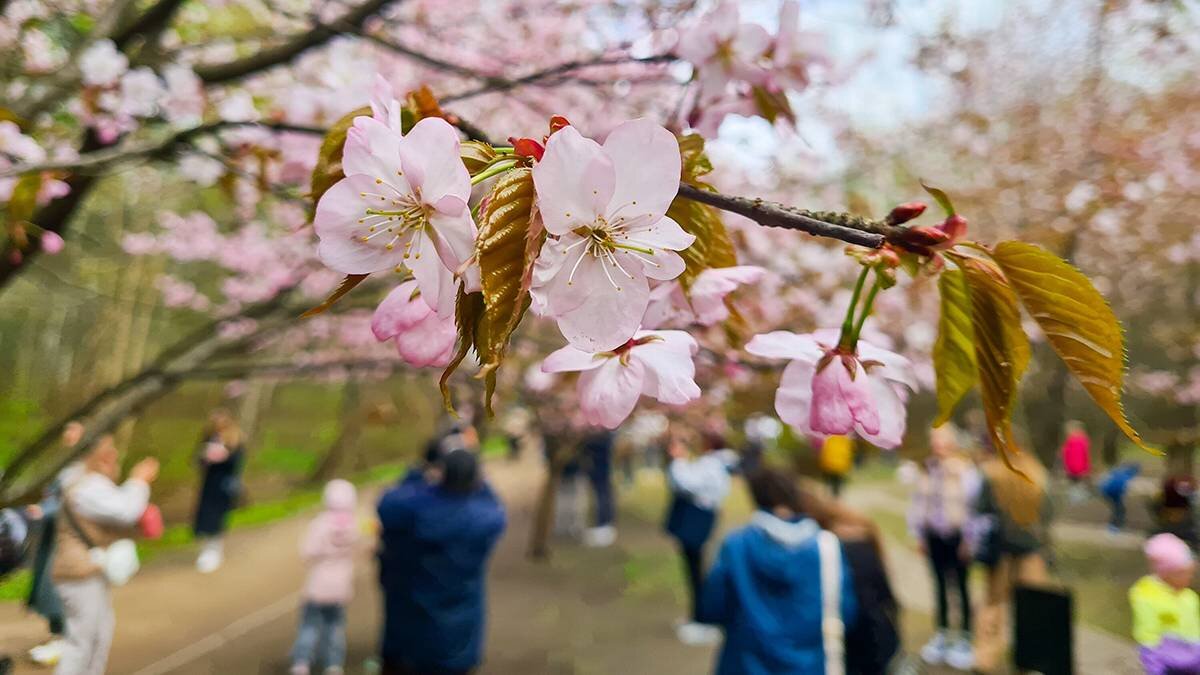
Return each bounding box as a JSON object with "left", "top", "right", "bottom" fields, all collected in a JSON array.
[{"left": 1, "top": 453, "right": 718, "bottom": 674}]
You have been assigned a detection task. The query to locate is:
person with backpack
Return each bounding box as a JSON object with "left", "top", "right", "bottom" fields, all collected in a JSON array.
[
  {"left": 289, "top": 480, "right": 361, "bottom": 675},
  {"left": 664, "top": 430, "right": 731, "bottom": 646},
  {"left": 53, "top": 435, "right": 159, "bottom": 675},
  {"left": 377, "top": 449, "right": 506, "bottom": 675},
  {"left": 1099, "top": 461, "right": 1141, "bottom": 532},
  {"left": 699, "top": 467, "right": 858, "bottom": 674}
]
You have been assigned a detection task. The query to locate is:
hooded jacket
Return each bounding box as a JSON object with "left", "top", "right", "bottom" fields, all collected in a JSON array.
[
  {"left": 377, "top": 479, "right": 506, "bottom": 671},
  {"left": 699, "top": 512, "right": 858, "bottom": 675},
  {"left": 300, "top": 480, "right": 360, "bottom": 605}
]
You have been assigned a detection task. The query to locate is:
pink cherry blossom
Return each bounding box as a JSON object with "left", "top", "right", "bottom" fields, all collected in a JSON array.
[
  {"left": 685, "top": 265, "right": 767, "bottom": 325},
  {"left": 541, "top": 330, "right": 701, "bottom": 429},
  {"left": 314, "top": 116, "right": 475, "bottom": 317},
  {"left": 530, "top": 119, "right": 695, "bottom": 352},
  {"left": 745, "top": 329, "right": 916, "bottom": 449},
  {"left": 370, "top": 280, "right": 457, "bottom": 368},
  {"left": 79, "top": 40, "right": 127, "bottom": 87},
  {"left": 677, "top": 3, "right": 771, "bottom": 102},
  {"left": 770, "top": 0, "right": 826, "bottom": 92},
  {"left": 40, "top": 231, "right": 64, "bottom": 254}
]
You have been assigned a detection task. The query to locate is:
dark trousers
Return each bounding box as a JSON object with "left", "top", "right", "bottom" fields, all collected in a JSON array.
[
  {"left": 382, "top": 662, "right": 472, "bottom": 675},
  {"left": 679, "top": 544, "right": 705, "bottom": 621},
  {"left": 591, "top": 475, "right": 615, "bottom": 527},
  {"left": 927, "top": 531, "right": 971, "bottom": 634},
  {"left": 1107, "top": 494, "right": 1126, "bottom": 528}
]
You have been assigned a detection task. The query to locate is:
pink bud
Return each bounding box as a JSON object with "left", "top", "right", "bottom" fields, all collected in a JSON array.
[
  {"left": 40, "top": 232, "right": 65, "bottom": 255},
  {"left": 937, "top": 214, "right": 968, "bottom": 241},
  {"left": 886, "top": 202, "right": 927, "bottom": 225}
]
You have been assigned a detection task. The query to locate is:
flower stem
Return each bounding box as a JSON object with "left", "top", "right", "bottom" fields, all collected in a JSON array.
[
  {"left": 838, "top": 265, "right": 871, "bottom": 350},
  {"left": 470, "top": 159, "right": 519, "bottom": 185},
  {"left": 850, "top": 271, "right": 882, "bottom": 345}
]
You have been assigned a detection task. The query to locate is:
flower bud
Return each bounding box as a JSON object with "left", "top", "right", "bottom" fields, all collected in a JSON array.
[
  {"left": 937, "top": 214, "right": 968, "bottom": 241},
  {"left": 508, "top": 136, "right": 545, "bottom": 162},
  {"left": 886, "top": 202, "right": 927, "bottom": 225},
  {"left": 548, "top": 115, "right": 572, "bottom": 134}
]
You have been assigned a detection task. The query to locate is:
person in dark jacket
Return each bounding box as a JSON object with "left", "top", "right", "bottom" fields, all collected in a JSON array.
[
  {"left": 1100, "top": 461, "right": 1140, "bottom": 532},
  {"left": 581, "top": 430, "right": 617, "bottom": 547},
  {"left": 665, "top": 431, "right": 731, "bottom": 645},
  {"left": 800, "top": 485, "right": 901, "bottom": 674},
  {"left": 193, "top": 409, "right": 245, "bottom": 573},
  {"left": 377, "top": 449, "right": 506, "bottom": 675},
  {"left": 700, "top": 467, "right": 858, "bottom": 675}
]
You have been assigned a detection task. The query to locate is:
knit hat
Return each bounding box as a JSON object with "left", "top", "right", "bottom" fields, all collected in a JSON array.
[
  {"left": 323, "top": 479, "right": 357, "bottom": 512},
  {"left": 1145, "top": 533, "right": 1193, "bottom": 576}
]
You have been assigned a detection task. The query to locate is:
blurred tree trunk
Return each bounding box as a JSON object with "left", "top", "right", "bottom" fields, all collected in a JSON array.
[
  {"left": 308, "top": 378, "right": 362, "bottom": 485},
  {"left": 238, "top": 379, "right": 278, "bottom": 450}
]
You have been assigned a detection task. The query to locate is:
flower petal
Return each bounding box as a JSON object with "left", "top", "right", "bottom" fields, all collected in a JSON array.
[
  {"left": 343, "top": 117, "right": 406, "bottom": 189},
  {"left": 635, "top": 332, "right": 701, "bottom": 405},
  {"left": 542, "top": 345, "right": 608, "bottom": 373},
  {"left": 532, "top": 126, "right": 615, "bottom": 236},
  {"left": 837, "top": 359, "right": 880, "bottom": 436},
  {"left": 639, "top": 248, "right": 687, "bottom": 282},
  {"left": 427, "top": 210, "right": 477, "bottom": 273},
  {"left": 856, "top": 373, "right": 906, "bottom": 449},
  {"left": 578, "top": 357, "right": 646, "bottom": 429},
  {"left": 407, "top": 242, "right": 458, "bottom": 317},
  {"left": 745, "top": 331, "right": 823, "bottom": 362},
  {"left": 626, "top": 215, "right": 695, "bottom": 251},
  {"left": 775, "top": 358, "right": 817, "bottom": 435},
  {"left": 809, "top": 358, "right": 857, "bottom": 436},
  {"left": 555, "top": 260, "right": 649, "bottom": 352},
  {"left": 602, "top": 119, "right": 681, "bottom": 224},
  {"left": 858, "top": 341, "right": 919, "bottom": 391},
  {"left": 395, "top": 310, "right": 458, "bottom": 368},
  {"left": 314, "top": 174, "right": 407, "bottom": 274},
  {"left": 371, "top": 280, "right": 425, "bottom": 340},
  {"left": 398, "top": 117, "right": 471, "bottom": 212}
]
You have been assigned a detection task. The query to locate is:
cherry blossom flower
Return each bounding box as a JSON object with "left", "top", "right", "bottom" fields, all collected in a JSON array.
[
  {"left": 314, "top": 116, "right": 475, "bottom": 317},
  {"left": 770, "top": 0, "right": 826, "bottom": 92},
  {"left": 530, "top": 119, "right": 695, "bottom": 351},
  {"left": 745, "top": 329, "right": 916, "bottom": 449},
  {"left": 645, "top": 265, "right": 766, "bottom": 329},
  {"left": 79, "top": 40, "right": 128, "bottom": 87},
  {"left": 541, "top": 330, "right": 701, "bottom": 429},
  {"left": 677, "top": 3, "right": 771, "bottom": 102},
  {"left": 116, "top": 68, "right": 166, "bottom": 118},
  {"left": 370, "top": 281, "right": 457, "bottom": 368},
  {"left": 40, "top": 232, "right": 64, "bottom": 255},
  {"left": 160, "top": 64, "right": 205, "bottom": 127}
]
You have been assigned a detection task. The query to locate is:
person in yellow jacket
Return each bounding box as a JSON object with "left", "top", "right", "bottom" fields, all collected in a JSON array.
[
  {"left": 1130, "top": 533, "right": 1200, "bottom": 674},
  {"left": 818, "top": 435, "right": 854, "bottom": 498}
]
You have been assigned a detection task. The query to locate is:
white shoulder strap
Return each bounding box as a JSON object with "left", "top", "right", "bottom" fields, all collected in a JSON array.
[{"left": 817, "top": 529, "right": 845, "bottom": 675}]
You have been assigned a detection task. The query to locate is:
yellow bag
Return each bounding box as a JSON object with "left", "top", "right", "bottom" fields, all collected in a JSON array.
[{"left": 819, "top": 435, "right": 854, "bottom": 476}]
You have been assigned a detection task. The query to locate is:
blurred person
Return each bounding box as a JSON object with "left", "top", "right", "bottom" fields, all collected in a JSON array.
[
  {"left": 1154, "top": 475, "right": 1198, "bottom": 549},
  {"left": 664, "top": 430, "right": 732, "bottom": 645},
  {"left": 818, "top": 434, "right": 854, "bottom": 498},
  {"left": 25, "top": 421, "right": 85, "bottom": 666},
  {"left": 971, "top": 450, "right": 1053, "bottom": 674},
  {"left": 52, "top": 435, "right": 159, "bottom": 675},
  {"left": 581, "top": 429, "right": 617, "bottom": 547},
  {"left": 908, "top": 425, "right": 977, "bottom": 670},
  {"left": 377, "top": 449, "right": 506, "bottom": 675},
  {"left": 799, "top": 488, "right": 902, "bottom": 675},
  {"left": 699, "top": 467, "right": 858, "bottom": 675},
  {"left": 1060, "top": 420, "right": 1091, "bottom": 503},
  {"left": 1131, "top": 533, "right": 1200, "bottom": 674},
  {"left": 547, "top": 433, "right": 585, "bottom": 539},
  {"left": 289, "top": 480, "right": 360, "bottom": 675},
  {"left": 1099, "top": 461, "right": 1141, "bottom": 533},
  {"left": 193, "top": 408, "right": 245, "bottom": 573}
]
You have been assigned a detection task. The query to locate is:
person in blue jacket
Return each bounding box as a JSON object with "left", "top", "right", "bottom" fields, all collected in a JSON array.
[
  {"left": 1100, "top": 461, "right": 1141, "bottom": 532},
  {"left": 665, "top": 430, "right": 731, "bottom": 645},
  {"left": 699, "top": 467, "right": 858, "bottom": 675},
  {"left": 377, "top": 449, "right": 506, "bottom": 675}
]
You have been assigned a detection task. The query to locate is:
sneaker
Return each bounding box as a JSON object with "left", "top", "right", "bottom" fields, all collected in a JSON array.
[
  {"left": 29, "top": 638, "right": 64, "bottom": 665},
  {"left": 920, "top": 630, "right": 948, "bottom": 665},
  {"left": 676, "top": 621, "right": 721, "bottom": 646},
  {"left": 289, "top": 663, "right": 310, "bottom": 675},
  {"left": 944, "top": 637, "right": 974, "bottom": 670},
  {"left": 196, "top": 547, "right": 223, "bottom": 574},
  {"left": 583, "top": 525, "right": 616, "bottom": 548}
]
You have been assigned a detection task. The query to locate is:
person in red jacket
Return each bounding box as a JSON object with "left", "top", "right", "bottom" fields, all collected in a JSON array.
[{"left": 1060, "top": 421, "right": 1091, "bottom": 503}]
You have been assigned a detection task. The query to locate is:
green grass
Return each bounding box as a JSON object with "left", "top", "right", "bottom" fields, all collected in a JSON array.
[{"left": 623, "top": 550, "right": 685, "bottom": 603}]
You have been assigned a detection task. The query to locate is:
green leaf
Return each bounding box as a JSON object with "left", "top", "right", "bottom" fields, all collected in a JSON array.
[
  {"left": 460, "top": 140, "right": 499, "bottom": 176},
  {"left": 668, "top": 134, "right": 736, "bottom": 289},
  {"left": 474, "top": 168, "right": 539, "bottom": 414},
  {"left": 920, "top": 180, "right": 956, "bottom": 217},
  {"left": 992, "top": 240, "right": 1150, "bottom": 451},
  {"left": 953, "top": 253, "right": 1031, "bottom": 467},
  {"left": 300, "top": 274, "right": 369, "bottom": 318},
  {"left": 309, "top": 106, "right": 370, "bottom": 203},
  {"left": 933, "top": 269, "right": 977, "bottom": 426}
]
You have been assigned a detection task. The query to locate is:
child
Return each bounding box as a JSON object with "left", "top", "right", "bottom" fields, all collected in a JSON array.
[
  {"left": 1131, "top": 533, "right": 1200, "bottom": 674},
  {"left": 290, "top": 480, "right": 359, "bottom": 675},
  {"left": 1100, "top": 462, "right": 1140, "bottom": 532}
]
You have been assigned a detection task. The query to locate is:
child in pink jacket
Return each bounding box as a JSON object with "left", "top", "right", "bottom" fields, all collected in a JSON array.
[{"left": 290, "top": 480, "right": 359, "bottom": 675}]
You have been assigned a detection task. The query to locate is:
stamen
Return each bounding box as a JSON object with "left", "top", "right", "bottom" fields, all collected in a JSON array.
[
  {"left": 566, "top": 247, "right": 590, "bottom": 285},
  {"left": 599, "top": 254, "right": 622, "bottom": 291}
]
